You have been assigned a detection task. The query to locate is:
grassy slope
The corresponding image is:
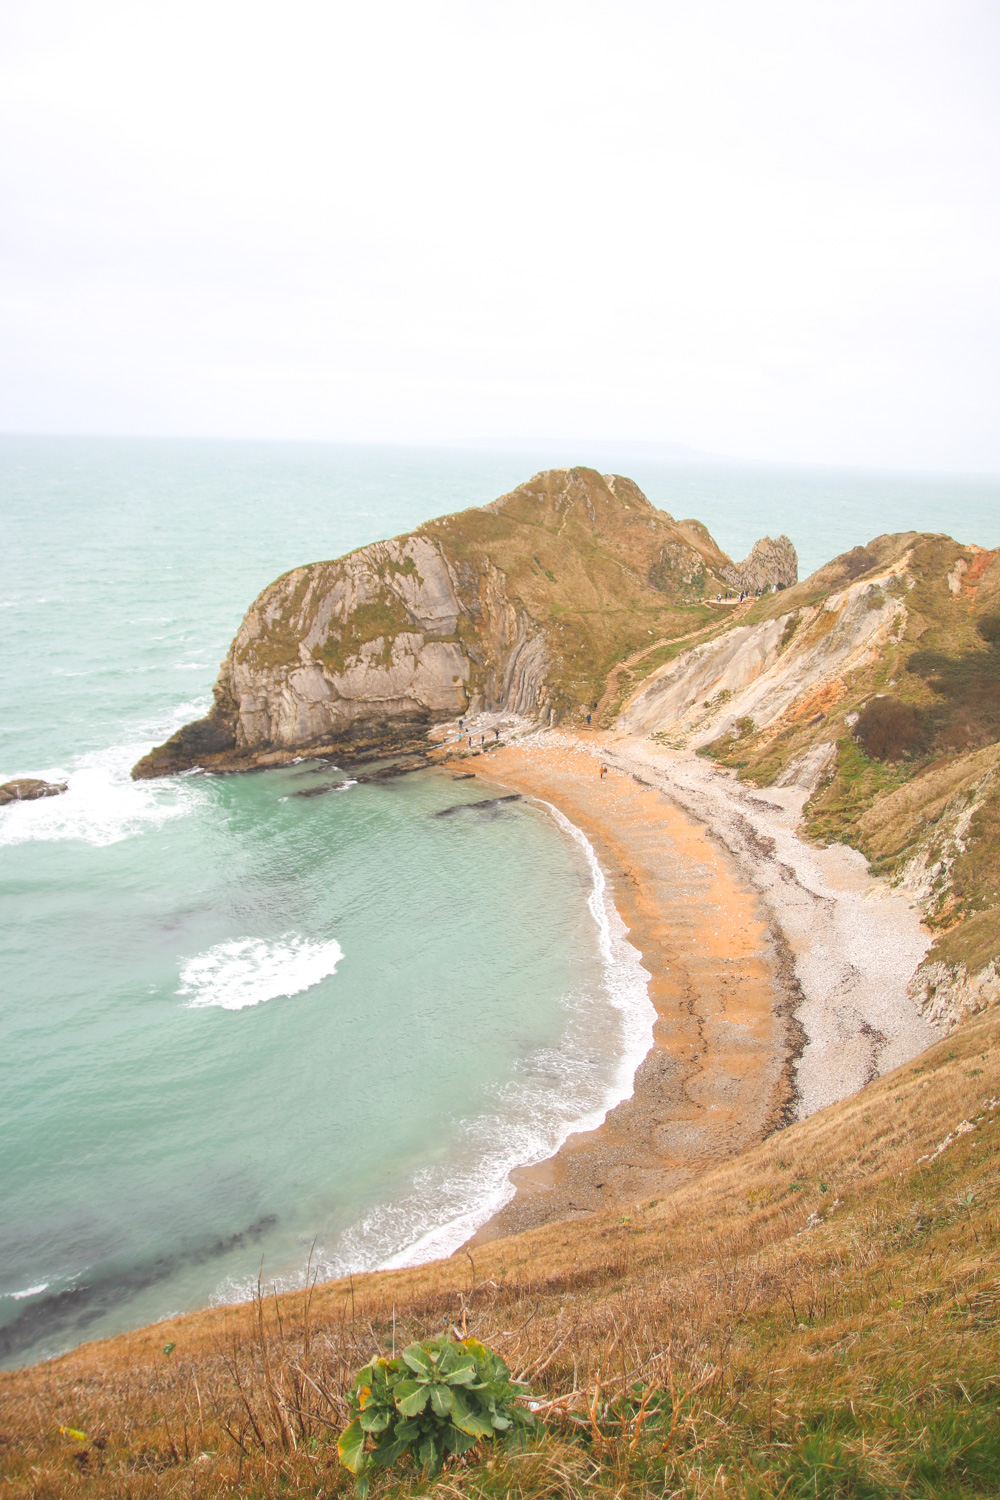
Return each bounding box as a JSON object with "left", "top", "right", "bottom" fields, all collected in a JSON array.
[
  {"left": 421, "top": 469, "right": 735, "bottom": 720},
  {"left": 3, "top": 1010, "right": 999, "bottom": 1499},
  {"left": 699, "top": 536, "right": 1000, "bottom": 985}
]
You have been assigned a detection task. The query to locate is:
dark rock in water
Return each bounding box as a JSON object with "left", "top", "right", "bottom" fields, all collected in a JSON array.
[
  {"left": 451, "top": 772, "right": 476, "bottom": 780},
  {"left": 0, "top": 1213, "right": 278, "bottom": 1362},
  {"left": 434, "top": 794, "right": 521, "bottom": 817},
  {"left": 0, "top": 777, "right": 68, "bottom": 806},
  {"left": 293, "top": 757, "right": 432, "bottom": 797}
]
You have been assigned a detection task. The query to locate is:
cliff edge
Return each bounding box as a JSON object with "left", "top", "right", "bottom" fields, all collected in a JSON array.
[{"left": 133, "top": 467, "right": 794, "bottom": 778}]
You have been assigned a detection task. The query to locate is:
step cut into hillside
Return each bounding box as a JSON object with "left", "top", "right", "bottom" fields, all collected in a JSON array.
[{"left": 132, "top": 468, "right": 795, "bottom": 778}]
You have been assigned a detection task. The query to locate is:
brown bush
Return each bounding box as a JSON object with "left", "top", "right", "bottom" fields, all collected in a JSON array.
[
  {"left": 854, "top": 697, "right": 923, "bottom": 760},
  {"left": 976, "top": 612, "right": 1000, "bottom": 647}
]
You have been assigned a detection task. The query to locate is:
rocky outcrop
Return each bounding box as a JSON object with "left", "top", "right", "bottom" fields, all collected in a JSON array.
[
  {"left": 134, "top": 468, "right": 754, "bottom": 778},
  {"left": 908, "top": 957, "right": 1000, "bottom": 1031},
  {"left": 618, "top": 529, "right": 1000, "bottom": 1038},
  {"left": 618, "top": 554, "right": 908, "bottom": 756},
  {"left": 0, "top": 778, "right": 67, "bottom": 805},
  {"left": 721, "top": 534, "right": 798, "bottom": 594}
]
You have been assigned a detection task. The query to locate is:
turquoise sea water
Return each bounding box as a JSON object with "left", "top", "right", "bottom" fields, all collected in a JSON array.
[{"left": 1, "top": 436, "right": 997, "bottom": 1368}]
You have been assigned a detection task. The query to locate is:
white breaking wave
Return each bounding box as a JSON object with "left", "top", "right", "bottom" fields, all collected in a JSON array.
[
  {"left": 374, "top": 804, "right": 654, "bottom": 1271},
  {"left": 217, "top": 802, "right": 654, "bottom": 1300},
  {"left": 0, "top": 698, "right": 208, "bottom": 849},
  {"left": 178, "top": 934, "right": 344, "bottom": 1011},
  {"left": 3, "top": 1282, "right": 49, "bottom": 1301}
]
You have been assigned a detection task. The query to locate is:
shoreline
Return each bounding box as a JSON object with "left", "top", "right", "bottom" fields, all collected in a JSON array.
[
  {"left": 438, "top": 735, "right": 801, "bottom": 1241},
  {"left": 432, "top": 726, "right": 935, "bottom": 1244}
]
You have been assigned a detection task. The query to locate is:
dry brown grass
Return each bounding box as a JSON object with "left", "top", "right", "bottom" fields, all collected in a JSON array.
[{"left": 3, "top": 1011, "right": 1000, "bottom": 1498}]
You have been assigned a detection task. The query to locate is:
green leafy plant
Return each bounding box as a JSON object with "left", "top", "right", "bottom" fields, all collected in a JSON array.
[{"left": 338, "top": 1334, "right": 537, "bottom": 1493}]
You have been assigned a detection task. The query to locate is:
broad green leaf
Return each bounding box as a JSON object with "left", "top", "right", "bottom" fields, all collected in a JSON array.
[
  {"left": 446, "top": 1357, "right": 478, "bottom": 1385},
  {"left": 337, "top": 1418, "right": 367, "bottom": 1474},
  {"left": 444, "top": 1425, "right": 479, "bottom": 1456},
  {"left": 359, "top": 1408, "right": 391, "bottom": 1433},
  {"left": 450, "top": 1404, "right": 495, "bottom": 1439},
  {"left": 401, "top": 1343, "right": 434, "bottom": 1377},
  {"left": 429, "top": 1383, "right": 454, "bottom": 1417},
  {"left": 371, "top": 1433, "right": 409, "bottom": 1469},
  {"left": 418, "top": 1432, "right": 442, "bottom": 1473},
  {"left": 392, "top": 1378, "right": 422, "bottom": 1402},
  {"left": 396, "top": 1383, "right": 430, "bottom": 1417}
]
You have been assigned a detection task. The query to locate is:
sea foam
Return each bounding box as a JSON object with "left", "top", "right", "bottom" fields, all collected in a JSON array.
[
  {"left": 221, "top": 803, "right": 654, "bottom": 1295},
  {"left": 0, "top": 699, "right": 208, "bottom": 849},
  {"left": 177, "top": 934, "right": 344, "bottom": 1010}
]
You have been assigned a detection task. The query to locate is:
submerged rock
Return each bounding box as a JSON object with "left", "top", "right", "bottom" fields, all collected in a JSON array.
[{"left": 0, "top": 777, "right": 68, "bottom": 805}]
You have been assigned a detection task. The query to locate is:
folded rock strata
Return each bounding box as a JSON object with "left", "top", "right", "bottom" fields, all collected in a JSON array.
[{"left": 133, "top": 468, "right": 791, "bottom": 778}]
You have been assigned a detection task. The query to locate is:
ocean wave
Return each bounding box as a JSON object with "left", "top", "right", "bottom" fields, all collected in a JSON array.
[
  {"left": 0, "top": 699, "right": 208, "bottom": 849},
  {"left": 2, "top": 1283, "right": 49, "bottom": 1301},
  {"left": 178, "top": 934, "right": 344, "bottom": 1011}
]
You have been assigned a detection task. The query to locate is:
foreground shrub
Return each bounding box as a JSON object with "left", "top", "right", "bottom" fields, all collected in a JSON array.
[
  {"left": 338, "top": 1334, "right": 537, "bottom": 1492},
  {"left": 854, "top": 696, "right": 923, "bottom": 760},
  {"left": 977, "top": 613, "right": 1000, "bottom": 647}
]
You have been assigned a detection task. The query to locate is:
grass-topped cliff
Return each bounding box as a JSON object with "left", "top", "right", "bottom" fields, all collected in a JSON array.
[
  {"left": 3, "top": 1006, "right": 998, "bottom": 1499},
  {"left": 132, "top": 469, "right": 795, "bottom": 778}
]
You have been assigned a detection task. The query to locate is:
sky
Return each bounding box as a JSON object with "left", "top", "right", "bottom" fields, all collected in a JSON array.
[{"left": 0, "top": 1, "right": 997, "bottom": 471}]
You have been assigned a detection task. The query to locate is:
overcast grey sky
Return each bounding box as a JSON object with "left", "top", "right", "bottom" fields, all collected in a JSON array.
[{"left": 1, "top": 1, "right": 997, "bottom": 470}]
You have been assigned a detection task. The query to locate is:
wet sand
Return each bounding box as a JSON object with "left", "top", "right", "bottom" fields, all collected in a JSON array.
[{"left": 445, "top": 739, "right": 801, "bottom": 1240}]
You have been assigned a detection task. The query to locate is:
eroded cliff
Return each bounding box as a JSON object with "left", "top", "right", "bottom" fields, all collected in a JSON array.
[
  {"left": 617, "top": 532, "right": 1000, "bottom": 1032},
  {"left": 134, "top": 467, "right": 790, "bottom": 778}
]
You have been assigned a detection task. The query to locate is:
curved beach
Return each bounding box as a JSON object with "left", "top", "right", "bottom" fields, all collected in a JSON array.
[
  {"left": 447, "top": 730, "right": 934, "bottom": 1241},
  {"left": 449, "top": 736, "right": 800, "bottom": 1240}
]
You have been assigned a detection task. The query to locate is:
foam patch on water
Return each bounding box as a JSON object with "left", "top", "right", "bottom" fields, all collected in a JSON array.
[
  {"left": 0, "top": 699, "right": 208, "bottom": 849},
  {"left": 218, "top": 803, "right": 654, "bottom": 1296},
  {"left": 178, "top": 935, "right": 344, "bottom": 1011}
]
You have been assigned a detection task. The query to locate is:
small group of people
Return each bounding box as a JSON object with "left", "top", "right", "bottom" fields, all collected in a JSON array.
[
  {"left": 716, "top": 587, "right": 765, "bottom": 603},
  {"left": 455, "top": 718, "right": 502, "bottom": 749}
]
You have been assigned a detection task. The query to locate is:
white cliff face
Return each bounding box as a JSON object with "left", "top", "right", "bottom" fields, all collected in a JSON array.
[
  {"left": 212, "top": 533, "right": 549, "bottom": 755},
  {"left": 131, "top": 469, "right": 814, "bottom": 779},
  {"left": 619, "top": 569, "right": 908, "bottom": 752}
]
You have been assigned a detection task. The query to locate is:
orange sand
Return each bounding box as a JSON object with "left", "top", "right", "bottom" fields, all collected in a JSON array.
[{"left": 439, "top": 740, "right": 799, "bottom": 1239}]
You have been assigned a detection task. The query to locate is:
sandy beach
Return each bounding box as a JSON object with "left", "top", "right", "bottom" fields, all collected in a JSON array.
[
  {"left": 435, "top": 726, "right": 935, "bottom": 1242},
  {"left": 439, "top": 737, "right": 801, "bottom": 1239}
]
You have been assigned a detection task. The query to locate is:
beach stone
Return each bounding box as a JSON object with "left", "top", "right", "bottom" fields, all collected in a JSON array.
[{"left": 0, "top": 777, "right": 68, "bottom": 805}]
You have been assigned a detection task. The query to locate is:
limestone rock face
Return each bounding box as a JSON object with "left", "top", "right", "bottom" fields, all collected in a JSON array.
[
  {"left": 619, "top": 562, "right": 906, "bottom": 752},
  {"left": 0, "top": 778, "right": 67, "bottom": 805},
  {"left": 721, "top": 535, "right": 798, "bottom": 594},
  {"left": 133, "top": 467, "right": 741, "bottom": 778}
]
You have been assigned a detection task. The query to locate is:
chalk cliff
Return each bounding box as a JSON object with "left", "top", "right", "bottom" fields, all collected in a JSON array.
[{"left": 134, "top": 467, "right": 791, "bottom": 778}]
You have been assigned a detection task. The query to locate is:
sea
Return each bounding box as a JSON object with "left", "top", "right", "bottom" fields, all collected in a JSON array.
[{"left": 1, "top": 435, "right": 997, "bottom": 1369}]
